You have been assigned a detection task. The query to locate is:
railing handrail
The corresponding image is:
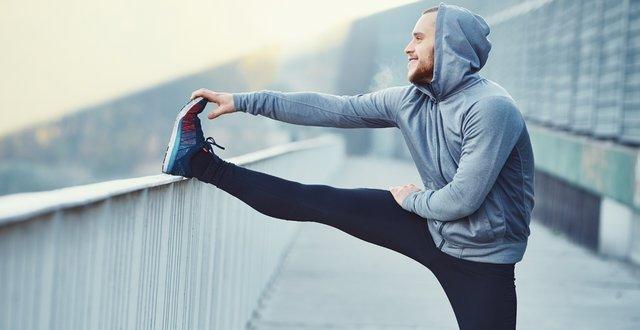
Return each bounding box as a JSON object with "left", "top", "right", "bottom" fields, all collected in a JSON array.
[{"left": 0, "top": 134, "right": 341, "bottom": 226}]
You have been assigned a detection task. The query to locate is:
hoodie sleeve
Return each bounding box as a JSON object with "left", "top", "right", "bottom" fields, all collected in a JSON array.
[
  {"left": 232, "top": 86, "right": 408, "bottom": 128},
  {"left": 400, "top": 96, "right": 525, "bottom": 221}
]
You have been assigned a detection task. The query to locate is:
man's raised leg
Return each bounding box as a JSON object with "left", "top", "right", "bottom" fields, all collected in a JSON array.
[{"left": 190, "top": 149, "right": 440, "bottom": 268}]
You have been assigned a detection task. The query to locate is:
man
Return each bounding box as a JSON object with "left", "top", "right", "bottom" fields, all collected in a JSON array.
[{"left": 162, "top": 3, "right": 534, "bottom": 329}]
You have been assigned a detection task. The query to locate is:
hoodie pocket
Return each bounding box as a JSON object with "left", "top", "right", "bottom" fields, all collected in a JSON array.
[
  {"left": 466, "top": 206, "right": 496, "bottom": 243},
  {"left": 442, "top": 203, "right": 496, "bottom": 247}
]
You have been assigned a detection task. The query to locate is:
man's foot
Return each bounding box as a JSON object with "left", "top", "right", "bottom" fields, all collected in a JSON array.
[
  {"left": 162, "top": 97, "right": 225, "bottom": 176},
  {"left": 188, "top": 137, "right": 228, "bottom": 182}
]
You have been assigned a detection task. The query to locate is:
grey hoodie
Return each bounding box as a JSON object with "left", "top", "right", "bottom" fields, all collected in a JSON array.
[{"left": 232, "top": 3, "right": 534, "bottom": 264}]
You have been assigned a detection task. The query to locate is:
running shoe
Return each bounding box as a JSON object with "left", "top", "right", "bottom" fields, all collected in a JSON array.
[{"left": 162, "top": 97, "right": 225, "bottom": 176}]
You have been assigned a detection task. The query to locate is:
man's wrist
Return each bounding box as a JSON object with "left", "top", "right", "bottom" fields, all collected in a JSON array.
[
  {"left": 401, "top": 190, "right": 420, "bottom": 212},
  {"left": 232, "top": 92, "right": 252, "bottom": 113}
]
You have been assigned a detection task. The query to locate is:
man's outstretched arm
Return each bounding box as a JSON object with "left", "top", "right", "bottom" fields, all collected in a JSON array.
[{"left": 190, "top": 87, "right": 409, "bottom": 129}]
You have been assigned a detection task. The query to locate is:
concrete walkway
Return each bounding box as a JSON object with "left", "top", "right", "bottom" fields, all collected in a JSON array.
[{"left": 248, "top": 157, "right": 640, "bottom": 329}]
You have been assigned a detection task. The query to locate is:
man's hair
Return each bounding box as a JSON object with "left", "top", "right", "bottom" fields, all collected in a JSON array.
[{"left": 422, "top": 6, "right": 438, "bottom": 15}]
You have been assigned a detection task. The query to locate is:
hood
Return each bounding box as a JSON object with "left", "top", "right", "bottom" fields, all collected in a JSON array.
[{"left": 413, "top": 3, "right": 492, "bottom": 101}]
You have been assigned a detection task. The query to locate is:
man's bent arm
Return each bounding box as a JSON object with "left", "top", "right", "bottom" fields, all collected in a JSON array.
[
  {"left": 400, "top": 96, "right": 525, "bottom": 221},
  {"left": 232, "top": 86, "right": 409, "bottom": 128}
]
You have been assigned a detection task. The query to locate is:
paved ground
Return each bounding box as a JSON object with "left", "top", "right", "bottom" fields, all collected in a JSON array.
[{"left": 248, "top": 156, "right": 640, "bottom": 329}]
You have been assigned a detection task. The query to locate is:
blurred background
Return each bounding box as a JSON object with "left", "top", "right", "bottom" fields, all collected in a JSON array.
[
  {"left": 3, "top": 0, "right": 640, "bottom": 256},
  {"left": 0, "top": 0, "right": 417, "bottom": 194},
  {"left": 2, "top": 0, "right": 640, "bottom": 328}
]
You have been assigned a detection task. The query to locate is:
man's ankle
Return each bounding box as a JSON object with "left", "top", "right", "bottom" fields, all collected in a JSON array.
[{"left": 190, "top": 149, "right": 215, "bottom": 178}]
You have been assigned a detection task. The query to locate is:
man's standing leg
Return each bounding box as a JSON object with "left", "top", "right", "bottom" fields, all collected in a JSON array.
[{"left": 429, "top": 251, "right": 517, "bottom": 330}]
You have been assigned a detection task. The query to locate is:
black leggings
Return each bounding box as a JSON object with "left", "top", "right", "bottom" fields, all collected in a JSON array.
[{"left": 192, "top": 152, "right": 517, "bottom": 330}]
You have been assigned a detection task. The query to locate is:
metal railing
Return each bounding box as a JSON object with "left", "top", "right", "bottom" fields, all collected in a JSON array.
[{"left": 0, "top": 134, "right": 345, "bottom": 330}]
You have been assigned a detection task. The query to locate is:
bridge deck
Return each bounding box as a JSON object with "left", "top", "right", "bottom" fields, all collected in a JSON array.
[{"left": 248, "top": 156, "right": 640, "bottom": 330}]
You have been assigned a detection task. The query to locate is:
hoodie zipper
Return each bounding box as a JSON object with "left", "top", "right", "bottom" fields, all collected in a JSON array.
[
  {"left": 433, "top": 98, "right": 448, "bottom": 183},
  {"left": 432, "top": 96, "right": 448, "bottom": 251},
  {"left": 438, "top": 221, "right": 446, "bottom": 249},
  {"left": 438, "top": 221, "right": 447, "bottom": 251}
]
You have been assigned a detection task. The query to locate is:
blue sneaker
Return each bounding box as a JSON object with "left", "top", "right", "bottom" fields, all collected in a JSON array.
[{"left": 162, "top": 97, "right": 225, "bottom": 176}]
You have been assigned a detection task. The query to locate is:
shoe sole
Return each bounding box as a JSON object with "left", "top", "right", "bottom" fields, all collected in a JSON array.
[{"left": 162, "top": 97, "right": 206, "bottom": 174}]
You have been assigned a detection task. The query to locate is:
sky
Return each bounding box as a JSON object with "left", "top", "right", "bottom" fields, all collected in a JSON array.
[{"left": 0, "top": 0, "right": 418, "bottom": 137}]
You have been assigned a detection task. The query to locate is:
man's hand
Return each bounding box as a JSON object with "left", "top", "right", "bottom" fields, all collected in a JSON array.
[
  {"left": 190, "top": 88, "right": 236, "bottom": 120},
  {"left": 389, "top": 184, "right": 421, "bottom": 206}
]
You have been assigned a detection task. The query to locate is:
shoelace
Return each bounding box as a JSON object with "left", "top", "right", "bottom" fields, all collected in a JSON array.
[{"left": 203, "top": 136, "right": 225, "bottom": 152}]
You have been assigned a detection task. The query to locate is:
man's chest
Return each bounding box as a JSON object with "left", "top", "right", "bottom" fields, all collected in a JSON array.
[{"left": 397, "top": 102, "right": 467, "bottom": 184}]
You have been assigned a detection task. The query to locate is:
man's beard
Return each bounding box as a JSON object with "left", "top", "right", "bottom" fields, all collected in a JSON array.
[{"left": 408, "top": 60, "right": 433, "bottom": 85}]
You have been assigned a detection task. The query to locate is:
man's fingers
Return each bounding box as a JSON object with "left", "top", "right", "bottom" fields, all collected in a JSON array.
[
  {"left": 190, "top": 88, "right": 205, "bottom": 100},
  {"left": 390, "top": 183, "right": 416, "bottom": 189},
  {"left": 389, "top": 184, "right": 410, "bottom": 190},
  {"left": 207, "top": 105, "right": 230, "bottom": 120},
  {"left": 207, "top": 108, "right": 220, "bottom": 120},
  {"left": 190, "top": 88, "right": 220, "bottom": 103}
]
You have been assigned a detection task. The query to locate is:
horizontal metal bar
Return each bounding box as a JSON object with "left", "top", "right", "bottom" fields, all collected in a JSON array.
[{"left": 0, "top": 134, "right": 342, "bottom": 226}]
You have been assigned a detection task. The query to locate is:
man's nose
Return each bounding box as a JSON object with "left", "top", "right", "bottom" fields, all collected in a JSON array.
[{"left": 404, "top": 42, "right": 413, "bottom": 55}]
